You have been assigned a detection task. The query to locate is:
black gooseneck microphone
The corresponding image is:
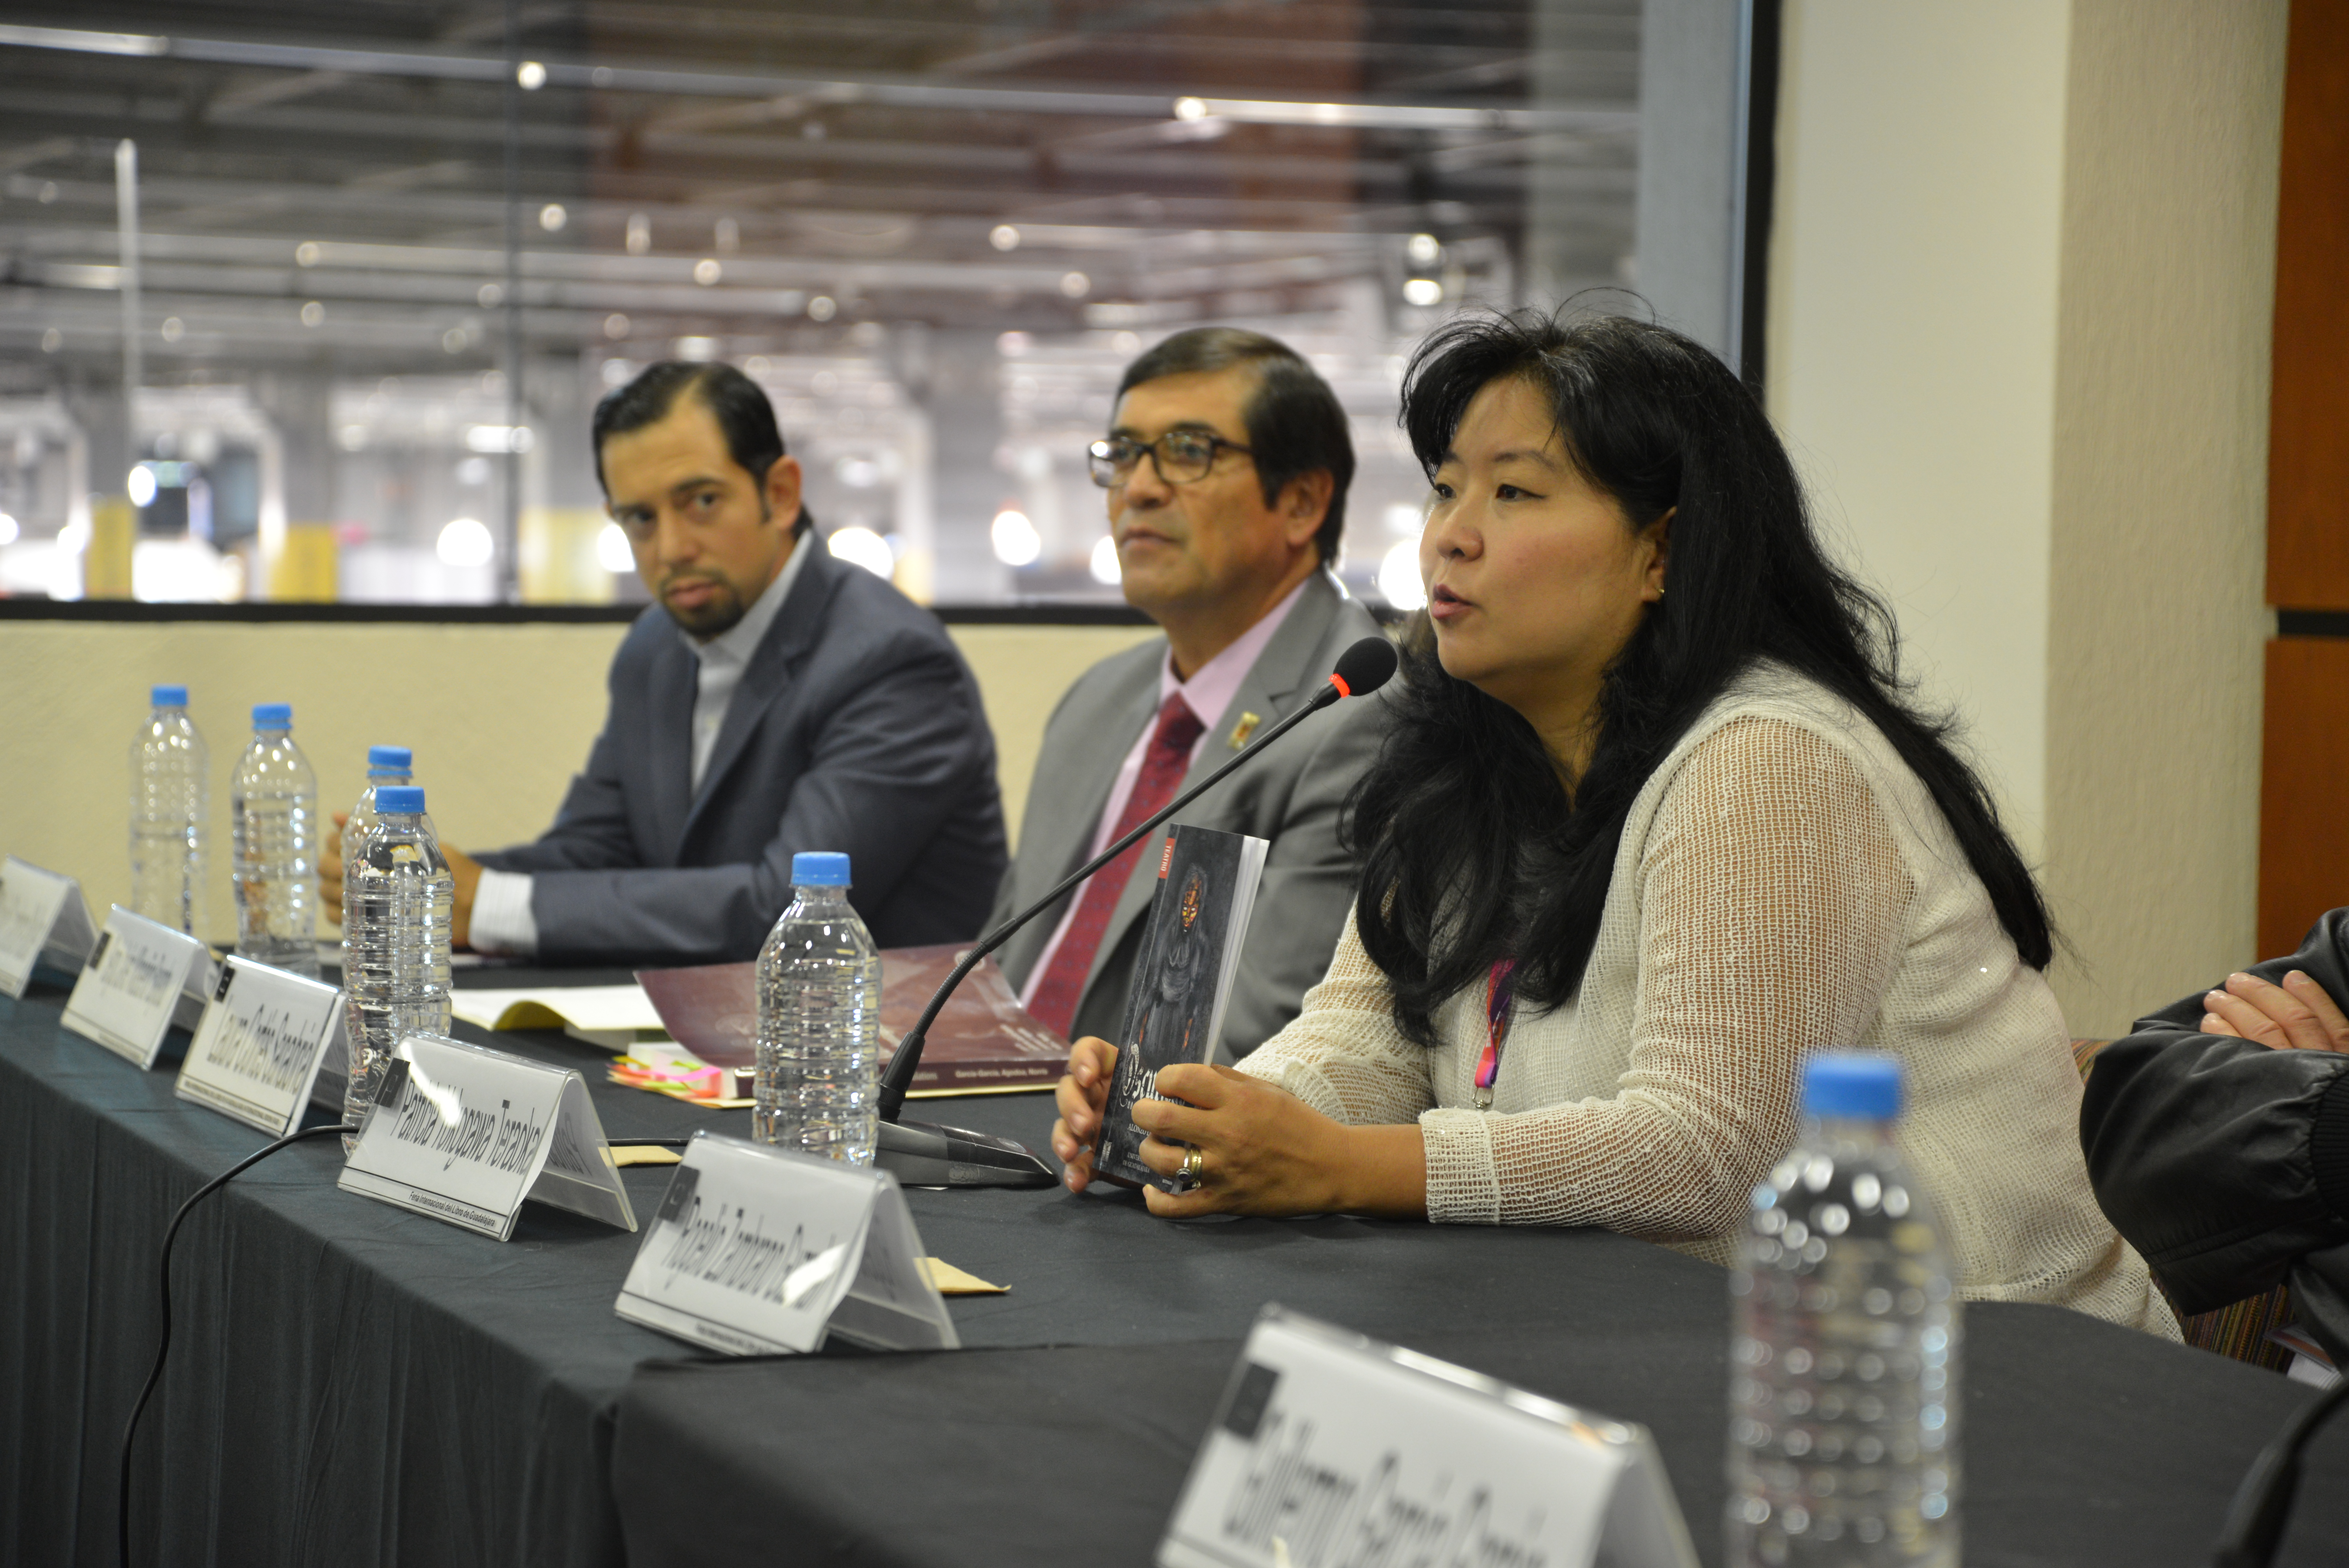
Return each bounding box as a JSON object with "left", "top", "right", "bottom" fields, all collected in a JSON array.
[{"left": 872, "top": 633, "right": 1400, "bottom": 1188}]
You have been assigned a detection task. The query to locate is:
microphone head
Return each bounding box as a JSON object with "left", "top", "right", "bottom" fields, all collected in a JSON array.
[{"left": 1328, "top": 635, "right": 1399, "bottom": 698}]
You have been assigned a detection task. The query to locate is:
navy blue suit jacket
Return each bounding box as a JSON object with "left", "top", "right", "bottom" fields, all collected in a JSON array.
[{"left": 476, "top": 545, "right": 1007, "bottom": 963}]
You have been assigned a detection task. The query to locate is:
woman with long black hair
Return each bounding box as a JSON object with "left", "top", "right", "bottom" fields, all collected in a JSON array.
[{"left": 1052, "top": 308, "right": 2169, "bottom": 1331}]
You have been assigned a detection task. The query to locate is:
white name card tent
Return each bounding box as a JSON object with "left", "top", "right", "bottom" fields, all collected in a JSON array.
[
  {"left": 61, "top": 906, "right": 217, "bottom": 1071},
  {"left": 1158, "top": 1306, "right": 1699, "bottom": 1568},
  {"left": 615, "top": 1131, "right": 957, "bottom": 1356},
  {"left": 0, "top": 855, "right": 100, "bottom": 999},
  {"left": 338, "top": 1032, "right": 636, "bottom": 1242},
  {"left": 175, "top": 957, "right": 346, "bottom": 1136}
]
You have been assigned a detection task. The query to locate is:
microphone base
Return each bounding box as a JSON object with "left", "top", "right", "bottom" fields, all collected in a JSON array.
[{"left": 876, "top": 1117, "right": 1058, "bottom": 1188}]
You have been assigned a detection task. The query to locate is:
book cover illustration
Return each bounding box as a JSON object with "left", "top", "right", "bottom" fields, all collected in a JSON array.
[
  {"left": 1093, "top": 823, "right": 1270, "bottom": 1190},
  {"left": 633, "top": 944, "right": 1068, "bottom": 1096}
]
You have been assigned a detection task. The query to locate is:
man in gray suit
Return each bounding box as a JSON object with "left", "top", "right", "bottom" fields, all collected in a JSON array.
[
  {"left": 993, "top": 328, "right": 1387, "bottom": 1058},
  {"left": 324, "top": 362, "right": 1006, "bottom": 964}
]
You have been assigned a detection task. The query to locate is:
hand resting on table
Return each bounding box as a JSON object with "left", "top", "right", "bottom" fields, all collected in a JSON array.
[{"left": 1049, "top": 1035, "right": 1427, "bottom": 1219}]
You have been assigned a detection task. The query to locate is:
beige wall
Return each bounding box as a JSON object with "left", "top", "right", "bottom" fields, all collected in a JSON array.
[
  {"left": 1769, "top": 0, "right": 2073, "bottom": 858},
  {"left": 2042, "top": 0, "right": 2283, "bottom": 1033},
  {"left": 1769, "top": 0, "right": 2285, "bottom": 1033},
  {"left": 0, "top": 617, "right": 1156, "bottom": 943}
]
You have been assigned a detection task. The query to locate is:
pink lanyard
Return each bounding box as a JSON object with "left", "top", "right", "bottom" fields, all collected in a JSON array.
[{"left": 1473, "top": 957, "right": 1518, "bottom": 1109}]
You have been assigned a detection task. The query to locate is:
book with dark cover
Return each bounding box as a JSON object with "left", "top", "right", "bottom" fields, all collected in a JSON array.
[
  {"left": 633, "top": 944, "right": 1068, "bottom": 1097},
  {"left": 1092, "top": 823, "right": 1270, "bottom": 1190}
]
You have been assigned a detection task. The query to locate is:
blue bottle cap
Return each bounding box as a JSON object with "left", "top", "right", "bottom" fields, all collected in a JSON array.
[
  {"left": 151, "top": 684, "right": 189, "bottom": 707},
  {"left": 1802, "top": 1053, "right": 1903, "bottom": 1120},
  {"left": 251, "top": 702, "right": 293, "bottom": 729},
  {"left": 374, "top": 785, "right": 426, "bottom": 814},
  {"left": 791, "top": 851, "right": 850, "bottom": 887},
  {"left": 367, "top": 745, "right": 413, "bottom": 772}
]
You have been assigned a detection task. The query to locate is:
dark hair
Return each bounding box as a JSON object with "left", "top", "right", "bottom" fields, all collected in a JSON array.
[
  {"left": 592, "top": 362, "right": 810, "bottom": 535},
  {"left": 1349, "top": 308, "right": 2053, "bottom": 1046},
  {"left": 1117, "top": 327, "right": 1355, "bottom": 564}
]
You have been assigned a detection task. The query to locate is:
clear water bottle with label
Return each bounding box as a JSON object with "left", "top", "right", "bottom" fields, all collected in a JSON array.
[
  {"left": 342, "top": 785, "right": 452, "bottom": 1154},
  {"left": 230, "top": 702, "right": 321, "bottom": 980},
  {"left": 130, "top": 684, "right": 208, "bottom": 936},
  {"left": 1729, "top": 1053, "right": 1960, "bottom": 1567},
  {"left": 754, "top": 852, "right": 882, "bottom": 1165},
  {"left": 342, "top": 745, "right": 415, "bottom": 875}
]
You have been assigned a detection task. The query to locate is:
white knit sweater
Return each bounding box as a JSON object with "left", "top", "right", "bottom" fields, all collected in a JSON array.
[{"left": 1240, "top": 663, "right": 2176, "bottom": 1336}]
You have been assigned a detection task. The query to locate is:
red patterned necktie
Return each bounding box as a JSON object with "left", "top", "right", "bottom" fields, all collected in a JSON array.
[{"left": 1027, "top": 690, "right": 1207, "bottom": 1037}]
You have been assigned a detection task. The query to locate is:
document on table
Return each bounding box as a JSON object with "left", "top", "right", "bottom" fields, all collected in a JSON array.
[{"left": 450, "top": 985, "right": 670, "bottom": 1048}]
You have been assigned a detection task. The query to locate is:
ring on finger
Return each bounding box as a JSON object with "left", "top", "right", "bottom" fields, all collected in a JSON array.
[{"left": 1180, "top": 1146, "right": 1205, "bottom": 1184}]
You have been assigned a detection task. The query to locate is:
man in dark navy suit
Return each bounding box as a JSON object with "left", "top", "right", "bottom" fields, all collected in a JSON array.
[{"left": 324, "top": 362, "right": 1006, "bottom": 964}]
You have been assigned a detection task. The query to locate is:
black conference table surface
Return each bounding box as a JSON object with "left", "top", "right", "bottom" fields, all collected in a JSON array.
[{"left": 5, "top": 967, "right": 2347, "bottom": 1568}]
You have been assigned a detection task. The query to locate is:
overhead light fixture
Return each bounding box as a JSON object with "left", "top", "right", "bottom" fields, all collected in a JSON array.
[
  {"left": 827, "top": 526, "right": 894, "bottom": 579},
  {"left": 1090, "top": 535, "right": 1121, "bottom": 585},
  {"left": 1401, "top": 277, "right": 1444, "bottom": 307},
  {"left": 0, "top": 513, "right": 16, "bottom": 546},
  {"left": 1406, "top": 232, "right": 1442, "bottom": 267},
  {"left": 539, "top": 203, "right": 567, "bottom": 232},
  {"left": 596, "top": 522, "right": 635, "bottom": 574},
  {"left": 990, "top": 508, "right": 1041, "bottom": 567},
  {"left": 437, "top": 517, "right": 494, "bottom": 567},
  {"left": 516, "top": 61, "right": 547, "bottom": 90},
  {"left": 1173, "top": 97, "right": 1207, "bottom": 121},
  {"left": 1060, "top": 271, "right": 1091, "bottom": 299},
  {"left": 989, "top": 225, "right": 1021, "bottom": 252},
  {"left": 463, "top": 425, "right": 534, "bottom": 454},
  {"left": 806, "top": 295, "right": 837, "bottom": 322},
  {"left": 604, "top": 312, "right": 630, "bottom": 339},
  {"left": 693, "top": 258, "right": 722, "bottom": 286},
  {"left": 1378, "top": 540, "right": 1426, "bottom": 610},
  {"left": 127, "top": 466, "right": 157, "bottom": 507},
  {"left": 300, "top": 301, "right": 326, "bottom": 326}
]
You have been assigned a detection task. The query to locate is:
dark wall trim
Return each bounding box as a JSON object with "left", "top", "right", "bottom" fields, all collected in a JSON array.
[
  {"left": 0, "top": 597, "right": 1153, "bottom": 628},
  {"left": 2278, "top": 610, "right": 2349, "bottom": 639},
  {"left": 1739, "top": 0, "right": 1784, "bottom": 396}
]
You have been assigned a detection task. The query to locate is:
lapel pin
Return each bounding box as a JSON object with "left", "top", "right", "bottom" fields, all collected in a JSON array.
[{"left": 1228, "top": 711, "right": 1262, "bottom": 750}]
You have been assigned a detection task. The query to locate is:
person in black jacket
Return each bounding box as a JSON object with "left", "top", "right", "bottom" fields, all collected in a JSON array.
[{"left": 2079, "top": 908, "right": 2349, "bottom": 1362}]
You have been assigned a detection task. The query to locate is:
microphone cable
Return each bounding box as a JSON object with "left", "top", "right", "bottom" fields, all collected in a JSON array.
[
  {"left": 2210, "top": 1369, "right": 2349, "bottom": 1568},
  {"left": 117, "top": 1122, "right": 356, "bottom": 1568}
]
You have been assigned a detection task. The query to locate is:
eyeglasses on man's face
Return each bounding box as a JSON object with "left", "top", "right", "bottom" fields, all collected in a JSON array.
[{"left": 1086, "top": 429, "right": 1255, "bottom": 488}]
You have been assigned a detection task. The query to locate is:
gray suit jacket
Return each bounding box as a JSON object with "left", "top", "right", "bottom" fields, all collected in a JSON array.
[
  {"left": 478, "top": 546, "right": 1008, "bottom": 964},
  {"left": 990, "top": 572, "right": 1388, "bottom": 1057}
]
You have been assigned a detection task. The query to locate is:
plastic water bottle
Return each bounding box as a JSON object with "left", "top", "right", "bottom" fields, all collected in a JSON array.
[
  {"left": 230, "top": 702, "right": 321, "bottom": 980},
  {"left": 1728, "top": 1053, "right": 1960, "bottom": 1566},
  {"left": 754, "top": 852, "right": 882, "bottom": 1164},
  {"left": 129, "top": 684, "right": 208, "bottom": 936},
  {"left": 341, "top": 785, "right": 453, "bottom": 1154},
  {"left": 342, "top": 745, "right": 415, "bottom": 876}
]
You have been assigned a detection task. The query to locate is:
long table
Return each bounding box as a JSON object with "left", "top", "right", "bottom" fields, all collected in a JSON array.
[{"left": 7, "top": 971, "right": 2349, "bottom": 1567}]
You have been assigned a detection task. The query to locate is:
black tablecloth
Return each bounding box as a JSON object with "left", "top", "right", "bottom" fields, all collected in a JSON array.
[
  {"left": 2, "top": 967, "right": 817, "bottom": 1568},
  {"left": 615, "top": 1305, "right": 2349, "bottom": 1568},
  {"left": 11, "top": 964, "right": 2349, "bottom": 1568},
  {"left": 610, "top": 1304, "right": 2349, "bottom": 1568}
]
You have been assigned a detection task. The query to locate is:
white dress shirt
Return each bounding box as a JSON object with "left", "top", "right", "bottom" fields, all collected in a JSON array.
[
  {"left": 1017, "top": 575, "right": 1310, "bottom": 1007},
  {"left": 470, "top": 536, "right": 809, "bottom": 957}
]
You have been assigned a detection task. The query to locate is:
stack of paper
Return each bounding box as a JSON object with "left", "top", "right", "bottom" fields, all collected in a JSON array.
[{"left": 450, "top": 985, "right": 669, "bottom": 1049}]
